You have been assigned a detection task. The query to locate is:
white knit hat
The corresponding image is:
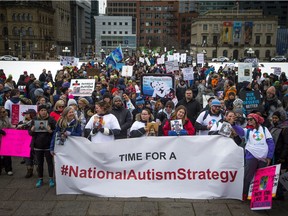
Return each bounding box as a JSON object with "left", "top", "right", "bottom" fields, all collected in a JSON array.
[{"left": 67, "top": 99, "right": 77, "bottom": 106}]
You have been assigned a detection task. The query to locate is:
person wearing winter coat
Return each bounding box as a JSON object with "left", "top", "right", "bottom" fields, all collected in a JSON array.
[
  {"left": 242, "top": 113, "right": 275, "bottom": 201},
  {"left": 110, "top": 96, "right": 133, "bottom": 139},
  {"left": 269, "top": 110, "right": 288, "bottom": 200},
  {"left": 29, "top": 105, "right": 56, "bottom": 188},
  {"left": 163, "top": 105, "right": 195, "bottom": 136}
]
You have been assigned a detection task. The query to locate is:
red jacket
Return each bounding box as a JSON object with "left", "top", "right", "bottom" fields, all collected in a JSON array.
[{"left": 163, "top": 118, "right": 195, "bottom": 136}]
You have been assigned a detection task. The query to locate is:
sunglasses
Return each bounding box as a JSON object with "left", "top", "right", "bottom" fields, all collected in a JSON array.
[{"left": 247, "top": 118, "right": 254, "bottom": 121}]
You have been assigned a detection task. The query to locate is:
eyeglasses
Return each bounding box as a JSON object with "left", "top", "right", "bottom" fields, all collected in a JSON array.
[
  {"left": 213, "top": 106, "right": 221, "bottom": 109},
  {"left": 247, "top": 118, "right": 254, "bottom": 121}
]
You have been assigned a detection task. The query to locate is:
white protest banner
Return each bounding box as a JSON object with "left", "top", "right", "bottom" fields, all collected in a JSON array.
[
  {"left": 238, "top": 63, "right": 253, "bottom": 83},
  {"left": 69, "top": 79, "right": 95, "bottom": 97},
  {"left": 173, "top": 53, "right": 180, "bottom": 62},
  {"left": 157, "top": 56, "right": 165, "bottom": 65},
  {"left": 139, "top": 57, "right": 145, "bottom": 63},
  {"left": 55, "top": 136, "right": 244, "bottom": 199},
  {"left": 271, "top": 67, "right": 281, "bottom": 76},
  {"left": 182, "top": 67, "right": 194, "bottom": 81},
  {"left": 121, "top": 66, "right": 133, "bottom": 77},
  {"left": 180, "top": 53, "right": 187, "bottom": 63},
  {"left": 165, "top": 60, "right": 179, "bottom": 73},
  {"left": 279, "top": 172, "right": 288, "bottom": 191},
  {"left": 197, "top": 53, "right": 204, "bottom": 65},
  {"left": 145, "top": 57, "right": 151, "bottom": 66}
]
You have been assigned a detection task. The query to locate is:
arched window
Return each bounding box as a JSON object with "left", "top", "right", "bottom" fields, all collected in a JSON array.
[
  {"left": 22, "top": 13, "right": 25, "bottom": 21},
  {"left": 233, "top": 50, "right": 239, "bottom": 60},
  {"left": 12, "top": 13, "right": 16, "bottom": 21},
  {"left": 27, "top": 27, "right": 33, "bottom": 36},
  {"left": 255, "top": 50, "right": 260, "bottom": 58},
  {"left": 265, "top": 50, "right": 270, "bottom": 58},
  {"left": 223, "top": 50, "right": 228, "bottom": 57},
  {"left": 17, "top": 14, "right": 21, "bottom": 21},
  {"left": 28, "top": 14, "right": 32, "bottom": 21},
  {"left": 13, "top": 27, "right": 19, "bottom": 36}
]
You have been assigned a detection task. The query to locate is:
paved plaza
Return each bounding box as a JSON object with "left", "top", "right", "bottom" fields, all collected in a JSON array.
[{"left": 0, "top": 157, "right": 287, "bottom": 216}]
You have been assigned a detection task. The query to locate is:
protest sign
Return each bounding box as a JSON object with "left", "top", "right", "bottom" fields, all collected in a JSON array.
[
  {"left": 248, "top": 164, "right": 281, "bottom": 210},
  {"left": 197, "top": 53, "right": 204, "bottom": 65},
  {"left": 60, "top": 56, "right": 79, "bottom": 66},
  {"left": 139, "top": 57, "right": 145, "bottom": 63},
  {"left": 165, "top": 60, "right": 179, "bottom": 73},
  {"left": 86, "top": 68, "right": 101, "bottom": 78},
  {"left": 55, "top": 136, "right": 244, "bottom": 199},
  {"left": 157, "top": 56, "right": 165, "bottom": 65},
  {"left": 0, "top": 129, "right": 32, "bottom": 157},
  {"left": 145, "top": 57, "right": 151, "bottom": 66},
  {"left": 239, "top": 90, "right": 261, "bottom": 114},
  {"left": 180, "top": 53, "right": 187, "bottom": 63},
  {"left": 11, "top": 104, "right": 37, "bottom": 125},
  {"left": 173, "top": 53, "right": 180, "bottom": 62},
  {"left": 271, "top": 67, "right": 281, "bottom": 76},
  {"left": 238, "top": 63, "right": 253, "bottom": 82},
  {"left": 182, "top": 67, "right": 194, "bottom": 81},
  {"left": 141, "top": 74, "right": 175, "bottom": 99},
  {"left": 69, "top": 79, "right": 95, "bottom": 97},
  {"left": 121, "top": 66, "right": 133, "bottom": 77},
  {"left": 167, "top": 55, "right": 174, "bottom": 61}
]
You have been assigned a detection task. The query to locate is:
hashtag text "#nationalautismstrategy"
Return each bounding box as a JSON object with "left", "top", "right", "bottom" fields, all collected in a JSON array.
[{"left": 60, "top": 165, "right": 238, "bottom": 183}]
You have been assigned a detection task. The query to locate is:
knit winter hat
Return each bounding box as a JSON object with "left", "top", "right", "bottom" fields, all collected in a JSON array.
[
  {"left": 247, "top": 113, "right": 264, "bottom": 124},
  {"left": 34, "top": 88, "right": 44, "bottom": 97},
  {"left": 112, "top": 96, "right": 123, "bottom": 104},
  {"left": 135, "top": 97, "right": 145, "bottom": 105},
  {"left": 67, "top": 99, "right": 77, "bottom": 106},
  {"left": 38, "top": 104, "right": 48, "bottom": 112},
  {"left": 272, "top": 111, "right": 281, "bottom": 119},
  {"left": 266, "top": 86, "right": 276, "bottom": 95}
]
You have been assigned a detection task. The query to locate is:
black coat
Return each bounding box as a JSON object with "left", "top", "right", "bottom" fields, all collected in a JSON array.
[
  {"left": 176, "top": 98, "right": 202, "bottom": 124},
  {"left": 110, "top": 106, "right": 133, "bottom": 139}
]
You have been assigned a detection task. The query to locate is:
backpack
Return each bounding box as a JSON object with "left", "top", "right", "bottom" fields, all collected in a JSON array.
[{"left": 202, "top": 110, "right": 224, "bottom": 122}]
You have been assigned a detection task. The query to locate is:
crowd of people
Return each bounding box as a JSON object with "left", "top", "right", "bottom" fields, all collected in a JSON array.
[{"left": 0, "top": 58, "right": 287, "bottom": 200}]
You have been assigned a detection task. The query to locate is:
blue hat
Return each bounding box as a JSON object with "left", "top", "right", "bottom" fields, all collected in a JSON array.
[
  {"left": 211, "top": 99, "right": 221, "bottom": 107},
  {"left": 135, "top": 97, "right": 145, "bottom": 105}
]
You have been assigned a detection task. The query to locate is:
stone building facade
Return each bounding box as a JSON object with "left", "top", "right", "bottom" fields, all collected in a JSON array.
[{"left": 190, "top": 10, "right": 278, "bottom": 61}]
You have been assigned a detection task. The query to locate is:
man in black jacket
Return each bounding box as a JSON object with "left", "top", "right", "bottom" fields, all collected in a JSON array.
[
  {"left": 111, "top": 96, "right": 133, "bottom": 139},
  {"left": 176, "top": 88, "right": 202, "bottom": 125}
]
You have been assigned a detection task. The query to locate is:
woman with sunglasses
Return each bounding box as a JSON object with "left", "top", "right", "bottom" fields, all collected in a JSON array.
[
  {"left": 242, "top": 113, "right": 275, "bottom": 201},
  {"left": 163, "top": 105, "right": 195, "bottom": 136},
  {"left": 50, "top": 99, "right": 65, "bottom": 122}
]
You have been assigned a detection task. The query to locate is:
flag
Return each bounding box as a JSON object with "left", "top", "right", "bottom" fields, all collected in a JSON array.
[
  {"left": 105, "top": 54, "right": 116, "bottom": 68},
  {"left": 111, "top": 46, "right": 123, "bottom": 62}
]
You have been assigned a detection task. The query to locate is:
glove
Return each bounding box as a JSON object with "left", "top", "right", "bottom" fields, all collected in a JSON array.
[
  {"left": 99, "top": 128, "right": 111, "bottom": 135},
  {"left": 0, "top": 129, "right": 6, "bottom": 136},
  {"left": 91, "top": 128, "right": 99, "bottom": 135}
]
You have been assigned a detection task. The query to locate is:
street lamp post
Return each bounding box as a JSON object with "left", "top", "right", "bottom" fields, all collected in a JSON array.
[{"left": 62, "top": 47, "right": 70, "bottom": 56}]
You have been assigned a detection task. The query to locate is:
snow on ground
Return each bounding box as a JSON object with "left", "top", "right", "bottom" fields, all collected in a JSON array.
[{"left": 0, "top": 60, "right": 287, "bottom": 84}]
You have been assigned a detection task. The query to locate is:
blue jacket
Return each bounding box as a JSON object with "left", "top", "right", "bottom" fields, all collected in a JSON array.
[{"left": 50, "top": 119, "right": 82, "bottom": 152}]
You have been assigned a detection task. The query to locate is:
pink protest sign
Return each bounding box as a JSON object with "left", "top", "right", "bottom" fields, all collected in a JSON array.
[
  {"left": 0, "top": 129, "right": 32, "bottom": 157},
  {"left": 250, "top": 166, "right": 276, "bottom": 210}
]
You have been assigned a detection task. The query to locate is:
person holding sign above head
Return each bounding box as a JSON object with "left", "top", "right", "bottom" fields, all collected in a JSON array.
[
  {"left": 84, "top": 101, "right": 120, "bottom": 143},
  {"left": 242, "top": 113, "right": 275, "bottom": 201},
  {"left": 163, "top": 105, "right": 195, "bottom": 136},
  {"left": 130, "top": 108, "right": 156, "bottom": 138}
]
